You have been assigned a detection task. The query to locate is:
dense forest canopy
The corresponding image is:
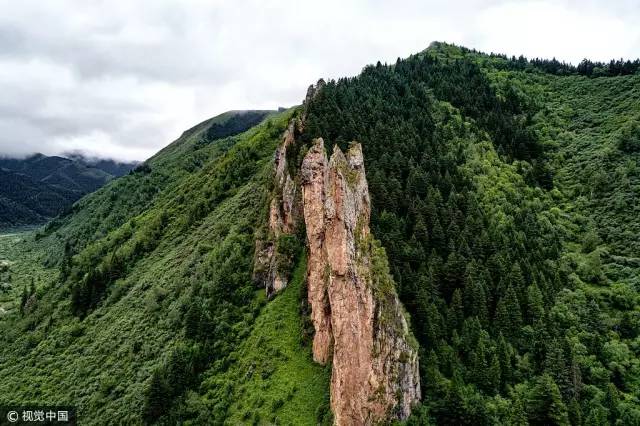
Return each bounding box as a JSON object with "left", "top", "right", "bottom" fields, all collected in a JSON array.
[
  {"left": 300, "top": 43, "right": 640, "bottom": 424},
  {"left": 436, "top": 42, "right": 640, "bottom": 77}
]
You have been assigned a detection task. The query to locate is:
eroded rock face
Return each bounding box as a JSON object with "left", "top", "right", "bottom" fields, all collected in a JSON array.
[
  {"left": 304, "top": 78, "right": 326, "bottom": 112},
  {"left": 301, "top": 139, "right": 421, "bottom": 425},
  {"left": 252, "top": 79, "right": 326, "bottom": 297},
  {"left": 254, "top": 79, "right": 419, "bottom": 423},
  {"left": 300, "top": 139, "right": 332, "bottom": 364},
  {"left": 252, "top": 120, "right": 300, "bottom": 297}
]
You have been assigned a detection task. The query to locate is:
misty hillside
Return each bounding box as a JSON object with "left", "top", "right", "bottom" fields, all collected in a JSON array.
[
  {"left": 64, "top": 153, "right": 140, "bottom": 178},
  {"left": 0, "top": 43, "right": 639, "bottom": 425},
  {"left": 0, "top": 154, "right": 114, "bottom": 228},
  {"left": 0, "top": 110, "right": 273, "bottom": 230}
]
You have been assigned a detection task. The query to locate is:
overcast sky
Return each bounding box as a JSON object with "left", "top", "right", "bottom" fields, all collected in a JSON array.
[{"left": 1, "top": 0, "right": 639, "bottom": 161}]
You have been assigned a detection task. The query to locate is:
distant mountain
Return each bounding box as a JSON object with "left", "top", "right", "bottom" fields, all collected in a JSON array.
[
  {"left": 0, "top": 153, "right": 122, "bottom": 228},
  {"left": 64, "top": 152, "right": 138, "bottom": 176},
  {"left": 0, "top": 168, "right": 77, "bottom": 226},
  {"left": 0, "top": 112, "right": 272, "bottom": 230}
]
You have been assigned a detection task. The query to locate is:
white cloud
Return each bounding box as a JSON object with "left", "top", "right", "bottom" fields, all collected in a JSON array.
[
  {"left": 475, "top": 1, "right": 640, "bottom": 63},
  {"left": 0, "top": 0, "right": 638, "bottom": 161}
]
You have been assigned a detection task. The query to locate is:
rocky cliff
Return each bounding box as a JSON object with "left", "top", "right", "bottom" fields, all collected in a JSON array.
[
  {"left": 254, "top": 81, "right": 420, "bottom": 424},
  {"left": 252, "top": 118, "right": 302, "bottom": 296},
  {"left": 301, "top": 139, "right": 421, "bottom": 425},
  {"left": 300, "top": 138, "right": 333, "bottom": 364},
  {"left": 252, "top": 80, "right": 324, "bottom": 297}
]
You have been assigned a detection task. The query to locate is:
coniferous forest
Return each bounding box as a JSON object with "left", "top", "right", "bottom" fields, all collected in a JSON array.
[{"left": 0, "top": 43, "right": 639, "bottom": 425}]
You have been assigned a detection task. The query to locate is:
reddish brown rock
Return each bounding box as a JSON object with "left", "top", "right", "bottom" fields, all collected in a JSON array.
[
  {"left": 253, "top": 119, "right": 300, "bottom": 297},
  {"left": 253, "top": 79, "right": 328, "bottom": 297},
  {"left": 254, "top": 79, "right": 419, "bottom": 423},
  {"left": 301, "top": 139, "right": 421, "bottom": 425},
  {"left": 300, "top": 138, "right": 332, "bottom": 364}
]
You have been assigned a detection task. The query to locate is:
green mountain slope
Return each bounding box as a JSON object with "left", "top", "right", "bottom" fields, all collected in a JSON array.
[
  {"left": 199, "top": 254, "right": 331, "bottom": 426},
  {"left": 298, "top": 44, "right": 640, "bottom": 423},
  {"left": 38, "top": 110, "right": 275, "bottom": 263},
  {"left": 0, "top": 154, "right": 113, "bottom": 191},
  {"left": 0, "top": 109, "right": 288, "bottom": 423},
  {"left": 0, "top": 44, "right": 639, "bottom": 425},
  {"left": 0, "top": 111, "right": 271, "bottom": 231},
  {"left": 0, "top": 154, "right": 115, "bottom": 229}
]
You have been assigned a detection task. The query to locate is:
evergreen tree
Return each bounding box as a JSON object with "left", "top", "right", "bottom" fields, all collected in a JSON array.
[
  {"left": 527, "top": 374, "right": 570, "bottom": 426},
  {"left": 449, "top": 289, "right": 464, "bottom": 332},
  {"left": 567, "top": 398, "right": 582, "bottom": 426},
  {"left": 487, "top": 353, "right": 501, "bottom": 394},
  {"left": 470, "top": 280, "right": 489, "bottom": 327},
  {"left": 469, "top": 338, "right": 489, "bottom": 391},
  {"left": 495, "top": 284, "right": 522, "bottom": 339},
  {"left": 526, "top": 283, "right": 545, "bottom": 324},
  {"left": 431, "top": 217, "right": 445, "bottom": 253},
  {"left": 20, "top": 285, "right": 29, "bottom": 315},
  {"left": 508, "top": 263, "right": 526, "bottom": 290},
  {"left": 544, "top": 339, "right": 572, "bottom": 400},
  {"left": 497, "top": 333, "right": 514, "bottom": 390},
  {"left": 461, "top": 317, "right": 482, "bottom": 354},
  {"left": 494, "top": 300, "right": 509, "bottom": 337},
  {"left": 510, "top": 394, "right": 529, "bottom": 426},
  {"left": 604, "top": 383, "right": 620, "bottom": 423},
  {"left": 425, "top": 303, "right": 444, "bottom": 346},
  {"left": 584, "top": 406, "right": 608, "bottom": 426}
]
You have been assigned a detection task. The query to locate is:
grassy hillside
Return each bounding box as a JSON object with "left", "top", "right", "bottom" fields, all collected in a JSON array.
[
  {"left": 0, "top": 44, "right": 639, "bottom": 425},
  {"left": 0, "top": 230, "right": 46, "bottom": 316},
  {"left": 0, "top": 108, "right": 300, "bottom": 424},
  {"left": 195, "top": 254, "right": 332, "bottom": 426},
  {"left": 37, "top": 110, "right": 274, "bottom": 264}
]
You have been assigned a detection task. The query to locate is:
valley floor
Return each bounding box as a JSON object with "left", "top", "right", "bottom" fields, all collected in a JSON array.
[{"left": 0, "top": 229, "right": 49, "bottom": 317}]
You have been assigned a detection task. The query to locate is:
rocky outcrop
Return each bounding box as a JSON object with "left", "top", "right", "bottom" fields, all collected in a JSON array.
[
  {"left": 253, "top": 79, "right": 325, "bottom": 297},
  {"left": 254, "top": 79, "right": 420, "bottom": 423},
  {"left": 303, "top": 78, "right": 325, "bottom": 113},
  {"left": 301, "top": 139, "right": 421, "bottom": 425},
  {"left": 252, "top": 119, "right": 301, "bottom": 297},
  {"left": 300, "top": 139, "right": 333, "bottom": 364}
]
